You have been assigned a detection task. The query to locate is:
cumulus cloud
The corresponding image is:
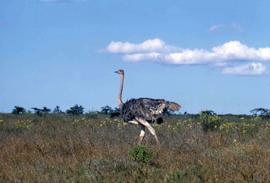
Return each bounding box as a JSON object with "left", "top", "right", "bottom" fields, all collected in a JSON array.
[
  {"left": 105, "top": 38, "right": 270, "bottom": 75},
  {"left": 222, "top": 63, "right": 266, "bottom": 75},
  {"left": 123, "top": 52, "right": 162, "bottom": 62},
  {"left": 163, "top": 41, "right": 270, "bottom": 65},
  {"left": 211, "top": 41, "right": 270, "bottom": 61},
  {"left": 106, "top": 38, "right": 166, "bottom": 53}
]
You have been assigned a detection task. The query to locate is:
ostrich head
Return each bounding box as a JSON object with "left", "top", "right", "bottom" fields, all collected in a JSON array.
[{"left": 114, "top": 69, "right": 124, "bottom": 75}]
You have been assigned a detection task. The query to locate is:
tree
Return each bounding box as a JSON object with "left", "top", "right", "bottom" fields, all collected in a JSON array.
[
  {"left": 32, "top": 107, "right": 43, "bottom": 116},
  {"left": 42, "top": 107, "right": 51, "bottom": 113},
  {"left": 32, "top": 107, "right": 51, "bottom": 116},
  {"left": 250, "top": 108, "right": 270, "bottom": 119},
  {"left": 12, "top": 106, "right": 26, "bottom": 115},
  {"left": 100, "top": 105, "right": 113, "bottom": 115},
  {"left": 66, "top": 104, "right": 84, "bottom": 115},
  {"left": 53, "top": 106, "right": 62, "bottom": 113}
]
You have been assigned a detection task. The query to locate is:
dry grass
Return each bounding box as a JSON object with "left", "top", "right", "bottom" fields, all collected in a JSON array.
[{"left": 0, "top": 114, "right": 270, "bottom": 182}]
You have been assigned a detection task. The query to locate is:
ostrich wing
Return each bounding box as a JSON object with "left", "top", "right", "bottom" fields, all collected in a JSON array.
[
  {"left": 121, "top": 98, "right": 180, "bottom": 122},
  {"left": 139, "top": 98, "right": 167, "bottom": 113},
  {"left": 121, "top": 98, "right": 162, "bottom": 121}
]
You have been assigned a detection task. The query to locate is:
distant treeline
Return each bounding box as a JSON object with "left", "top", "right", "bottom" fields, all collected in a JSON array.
[
  {"left": 10, "top": 105, "right": 270, "bottom": 119},
  {"left": 11, "top": 105, "right": 120, "bottom": 117}
]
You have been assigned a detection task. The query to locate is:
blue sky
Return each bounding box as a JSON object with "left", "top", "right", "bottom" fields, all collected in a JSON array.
[{"left": 1, "top": 0, "right": 270, "bottom": 114}]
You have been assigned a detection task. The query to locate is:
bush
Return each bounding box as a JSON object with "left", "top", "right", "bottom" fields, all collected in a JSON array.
[
  {"left": 128, "top": 145, "right": 153, "bottom": 163},
  {"left": 200, "top": 110, "right": 222, "bottom": 133}
]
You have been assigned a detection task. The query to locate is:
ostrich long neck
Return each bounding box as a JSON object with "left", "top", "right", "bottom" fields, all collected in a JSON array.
[{"left": 118, "top": 74, "right": 124, "bottom": 109}]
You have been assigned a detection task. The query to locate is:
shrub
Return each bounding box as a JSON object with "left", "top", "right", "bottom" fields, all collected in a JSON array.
[
  {"left": 128, "top": 145, "right": 153, "bottom": 163},
  {"left": 200, "top": 110, "right": 222, "bottom": 133}
]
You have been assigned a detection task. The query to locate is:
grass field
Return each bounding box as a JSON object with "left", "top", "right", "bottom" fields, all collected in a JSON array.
[{"left": 0, "top": 113, "right": 270, "bottom": 182}]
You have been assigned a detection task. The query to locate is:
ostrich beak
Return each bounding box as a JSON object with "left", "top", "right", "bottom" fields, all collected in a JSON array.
[{"left": 114, "top": 71, "right": 119, "bottom": 74}]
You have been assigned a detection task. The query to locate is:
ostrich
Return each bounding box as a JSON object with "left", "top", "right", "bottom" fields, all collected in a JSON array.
[{"left": 115, "top": 69, "right": 181, "bottom": 145}]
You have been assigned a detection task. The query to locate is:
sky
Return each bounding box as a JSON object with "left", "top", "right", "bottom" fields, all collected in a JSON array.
[{"left": 0, "top": 0, "right": 270, "bottom": 114}]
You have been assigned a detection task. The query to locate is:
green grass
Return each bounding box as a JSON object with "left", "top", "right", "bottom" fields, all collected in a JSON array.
[{"left": 0, "top": 114, "right": 270, "bottom": 182}]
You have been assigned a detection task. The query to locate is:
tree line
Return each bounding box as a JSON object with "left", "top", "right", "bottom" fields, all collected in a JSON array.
[
  {"left": 11, "top": 105, "right": 120, "bottom": 117},
  {"left": 10, "top": 105, "right": 270, "bottom": 119}
]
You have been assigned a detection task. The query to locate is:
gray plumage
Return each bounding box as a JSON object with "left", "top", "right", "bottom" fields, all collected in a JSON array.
[{"left": 121, "top": 98, "right": 180, "bottom": 124}]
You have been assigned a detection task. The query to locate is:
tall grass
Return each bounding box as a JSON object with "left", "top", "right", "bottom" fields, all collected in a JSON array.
[{"left": 0, "top": 114, "right": 270, "bottom": 182}]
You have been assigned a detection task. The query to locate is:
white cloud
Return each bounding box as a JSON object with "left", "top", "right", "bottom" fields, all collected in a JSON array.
[
  {"left": 208, "top": 23, "right": 243, "bottom": 32},
  {"left": 105, "top": 39, "right": 270, "bottom": 75},
  {"left": 110, "top": 40, "right": 270, "bottom": 64},
  {"left": 209, "top": 24, "right": 225, "bottom": 32},
  {"left": 106, "top": 38, "right": 166, "bottom": 53},
  {"left": 212, "top": 41, "right": 270, "bottom": 61},
  {"left": 222, "top": 63, "right": 267, "bottom": 75},
  {"left": 123, "top": 52, "right": 162, "bottom": 62},
  {"left": 164, "top": 49, "right": 215, "bottom": 64},
  {"left": 163, "top": 41, "right": 270, "bottom": 64}
]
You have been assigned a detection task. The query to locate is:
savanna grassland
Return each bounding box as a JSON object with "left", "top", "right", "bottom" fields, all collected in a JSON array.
[{"left": 0, "top": 113, "right": 270, "bottom": 183}]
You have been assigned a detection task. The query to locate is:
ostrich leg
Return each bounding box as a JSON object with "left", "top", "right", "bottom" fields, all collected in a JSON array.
[
  {"left": 136, "top": 117, "right": 160, "bottom": 145},
  {"left": 138, "top": 126, "right": 145, "bottom": 145}
]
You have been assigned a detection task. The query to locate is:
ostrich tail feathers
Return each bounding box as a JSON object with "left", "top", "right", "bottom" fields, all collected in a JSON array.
[{"left": 167, "top": 102, "right": 181, "bottom": 111}]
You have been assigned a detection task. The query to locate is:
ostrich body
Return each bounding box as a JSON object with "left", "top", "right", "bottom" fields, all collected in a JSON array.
[{"left": 115, "top": 69, "right": 181, "bottom": 145}]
